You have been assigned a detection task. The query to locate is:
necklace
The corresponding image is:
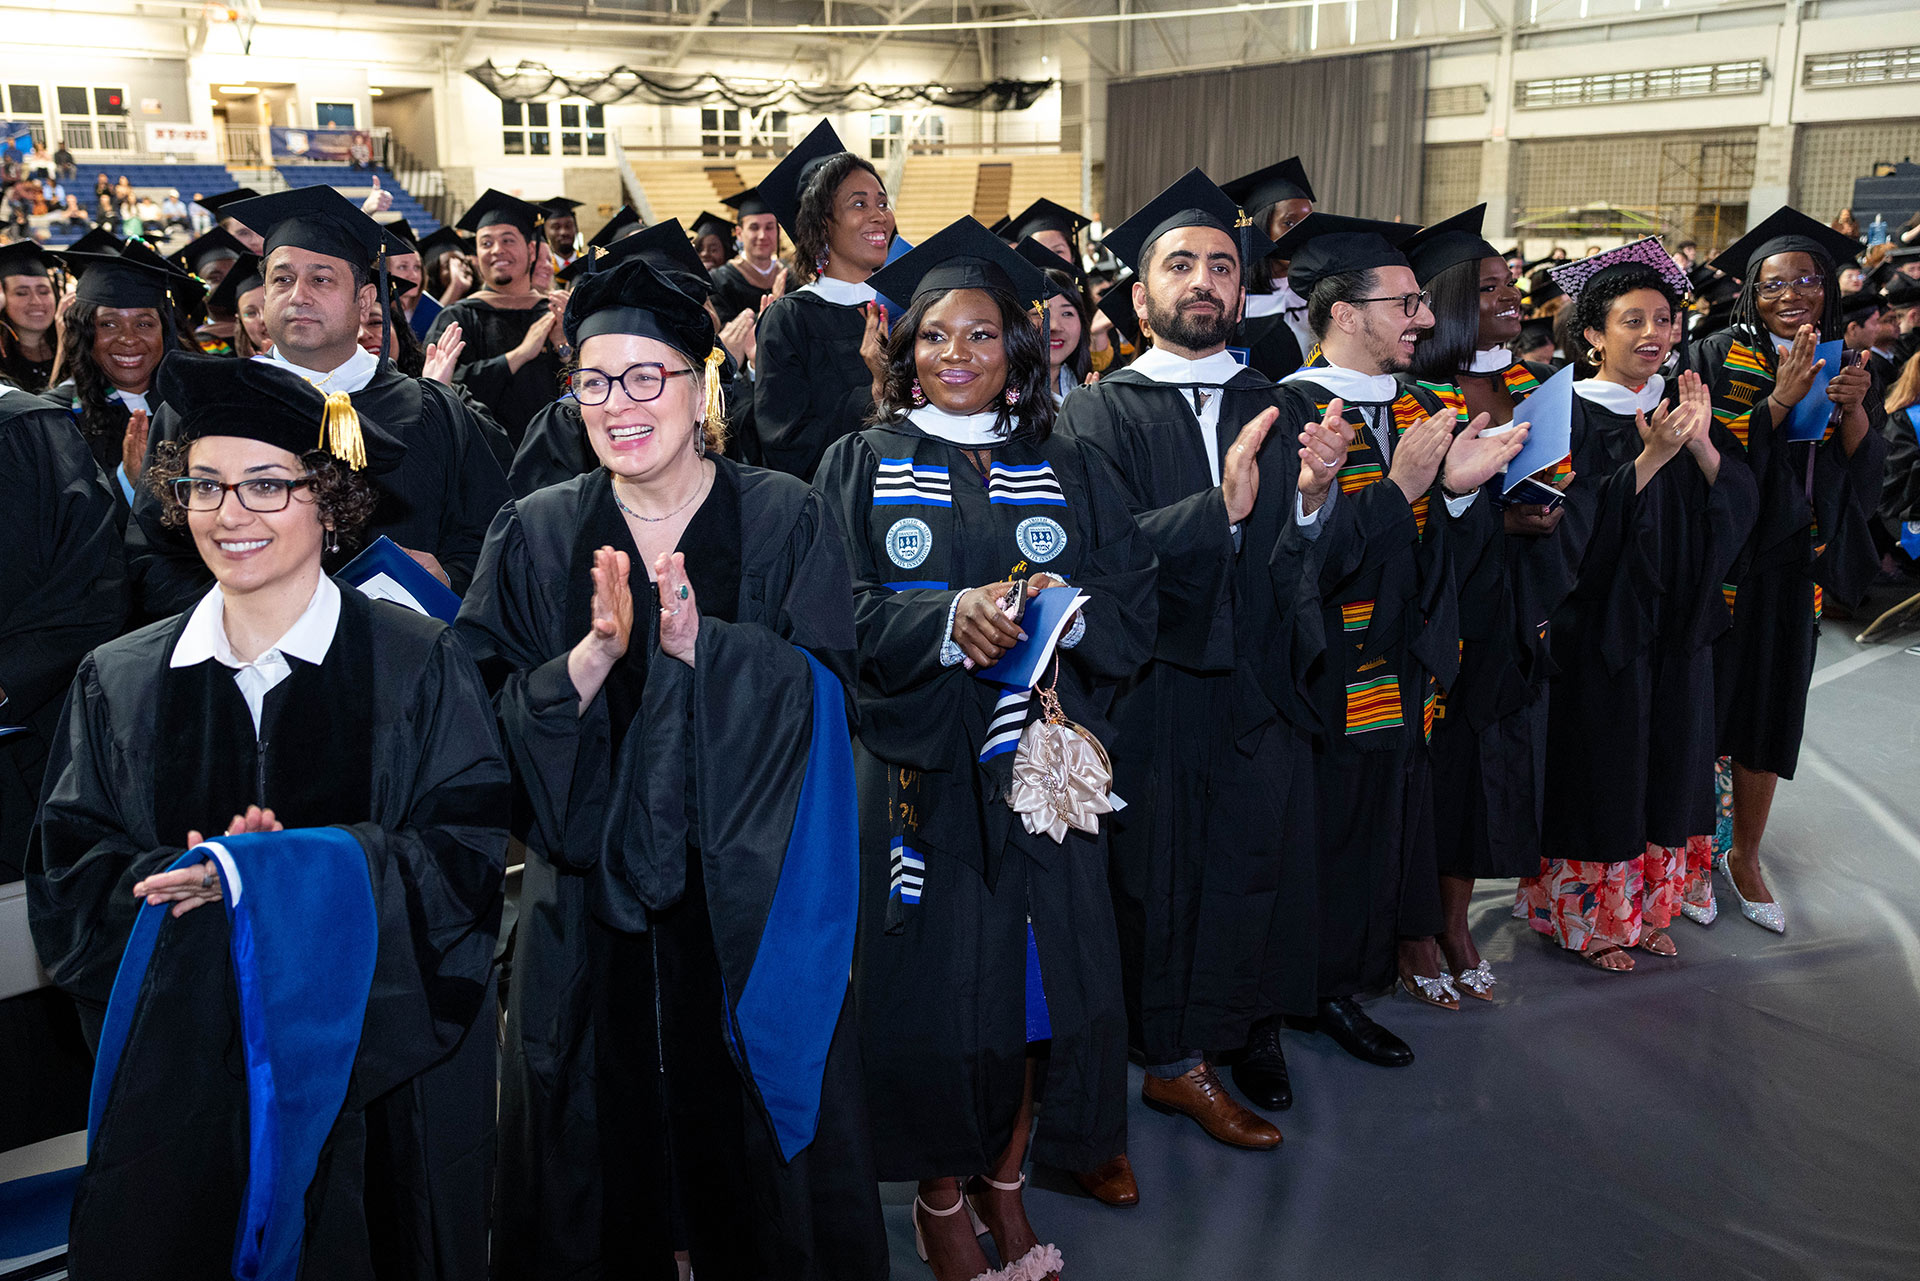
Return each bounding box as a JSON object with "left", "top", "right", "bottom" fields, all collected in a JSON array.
[
  {"left": 736, "top": 256, "right": 778, "bottom": 283},
  {"left": 612, "top": 468, "right": 708, "bottom": 523}
]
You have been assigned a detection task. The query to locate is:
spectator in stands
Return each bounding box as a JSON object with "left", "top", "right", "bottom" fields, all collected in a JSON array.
[
  {"left": 135, "top": 195, "right": 161, "bottom": 238},
  {"left": 93, "top": 191, "right": 116, "bottom": 230},
  {"left": 0, "top": 241, "right": 59, "bottom": 393},
  {"left": 25, "top": 142, "right": 52, "bottom": 181},
  {"left": 53, "top": 141, "right": 74, "bottom": 181},
  {"left": 159, "top": 189, "right": 188, "bottom": 230},
  {"left": 1832, "top": 208, "right": 1862, "bottom": 240},
  {"left": 58, "top": 194, "right": 87, "bottom": 232},
  {"left": 112, "top": 175, "right": 134, "bottom": 207}
]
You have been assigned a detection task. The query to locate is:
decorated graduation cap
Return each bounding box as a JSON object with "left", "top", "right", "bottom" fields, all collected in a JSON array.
[
  {"left": 456, "top": 188, "right": 545, "bottom": 239},
  {"left": 66, "top": 240, "right": 203, "bottom": 313},
  {"left": 194, "top": 187, "right": 261, "bottom": 218},
  {"left": 1015, "top": 236, "right": 1079, "bottom": 301},
  {"left": 757, "top": 119, "right": 855, "bottom": 236},
  {"left": 206, "top": 252, "right": 263, "bottom": 315},
  {"left": 563, "top": 255, "right": 727, "bottom": 429},
  {"left": 157, "top": 351, "right": 404, "bottom": 474},
  {"left": 999, "top": 198, "right": 1091, "bottom": 248},
  {"left": 1219, "top": 156, "right": 1316, "bottom": 215},
  {"left": 689, "top": 211, "right": 735, "bottom": 243},
  {"left": 722, "top": 185, "right": 772, "bottom": 219},
  {"left": 0, "top": 239, "right": 52, "bottom": 279},
  {"left": 1272, "top": 212, "right": 1419, "bottom": 299},
  {"left": 1547, "top": 236, "right": 1692, "bottom": 303},
  {"left": 558, "top": 216, "right": 711, "bottom": 294},
  {"left": 870, "top": 216, "right": 1051, "bottom": 316},
  {"left": 1096, "top": 269, "right": 1145, "bottom": 348},
  {"left": 1708, "top": 206, "right": 1863, "bottom": 280},
  {"left": 1402, "top": 203, "right": 1501, "bottom": 286},
  {"left": 169, "top": 226, "right": 248, "bottom": 279},
  {"left": 1104, "top": 168, "right": 1271, "bottom": 274}
]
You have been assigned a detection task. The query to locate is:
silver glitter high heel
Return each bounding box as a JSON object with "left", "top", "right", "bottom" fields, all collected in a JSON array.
[
  {"left": 1679, "top": 896, "right": 1719, "bottom": 926},
  {"left": 1450, "top": 960, "right": 1497, "bottom": 1002},
  {"left": 1719, "top": 861, "right": 1785, "bottom": 934}
]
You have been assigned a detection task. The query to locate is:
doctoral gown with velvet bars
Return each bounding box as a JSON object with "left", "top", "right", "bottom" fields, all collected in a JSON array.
[
  {"left": 26, "top": 587, "right": 510, "bottom": 1281},
  {"left": 1690, "top": 326, "right": 1888, "bottom": 778},
  {"left": 1540, "top": 395, "right": 1757, "bottom": 862},
  {"left": 455, "top": 458, "right": 887, "bottom": 1281},
  {"left": 1269, "top": 375, "right": 1490, "bottom": 998},
  {"left": 425, "top": 296, "right": 567, "bottom": 448},
  {"left": 126, "top": 365, "right": 513, "bottom": 620},
  {"left": 814, "top": 419, "right": 1156, "bottom": 1179},
  {"left": 753, "top": 290, "right": 874, "bottom": 480},
  {"left": 1061, "top": 366, "right": 1324, "bottom": 1059}
]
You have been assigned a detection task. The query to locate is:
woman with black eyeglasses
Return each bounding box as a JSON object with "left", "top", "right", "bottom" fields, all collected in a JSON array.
[
  {"left": 1687, "top": 208, "right": 1888, "bottom": 936},
  {"left": 30, "top": 353, "right": 510, "bottom": 1277},
  {"left": 457, "top": 256, "right": 887, "bottom": 1279}
]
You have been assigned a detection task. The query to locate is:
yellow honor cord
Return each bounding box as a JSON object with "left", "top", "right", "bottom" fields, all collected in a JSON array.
[{"left": 320, "top": 390, "right": 368, "bottom": 470}]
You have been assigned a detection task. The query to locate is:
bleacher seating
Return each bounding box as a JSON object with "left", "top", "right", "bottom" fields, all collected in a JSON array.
[
  {"left": 25, "top": 162, "right": 237, "bottom": 247},
  {"left": 274, "top": 164, "right": 442, "bottom": 236}
]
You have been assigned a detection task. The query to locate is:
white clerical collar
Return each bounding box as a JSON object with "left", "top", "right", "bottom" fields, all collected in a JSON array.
[
  {"left": 171, "top": 575, "right": 341, "bottom": 672},
  {"left": 1574, "top": 374, "right": 1665, "bottom": 415},
  {"left": 1281, "top": 360, "right": 1399, "bottom": 404},
  {"left": 1128, "top": 346, "right": 1246, "bottom": 386},
  {"left": 1465, "top": 347, "right": 1512, "bottom": 375},
  {"left": 256, "top": 345, "right": 380, "bottom": 395},
  {"left": 110, "top": 388, "right": 151, "bottom": 415},
  {"left": 907, "top": 404, "right": 1007, "bottom": 446},
  {"left": 797, "top": 276, "right": 877, "bottom": 307}
]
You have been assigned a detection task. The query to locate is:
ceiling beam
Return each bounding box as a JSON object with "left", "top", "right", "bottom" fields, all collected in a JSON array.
[
  {"left": 838, "top": 0, "right": 946, "bottom": 80},
  {"left": 665, "top": 0, "right": 736, "bottom": 66}
]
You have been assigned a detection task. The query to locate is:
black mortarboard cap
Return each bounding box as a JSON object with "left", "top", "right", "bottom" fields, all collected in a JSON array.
[
  {"left": 1402, "top": 204, "right": 1500, "bottom": 285},
  {"left": 1273, "top": 212, "right": 1419, "bottom": 299},
  {"left": 563, "top": 254, "right": 717, "bottom": 360},
  {"left": 1839, "top": 289, "right": 1885, "bottom": 321},
  {"left": 1104, "top": 168, "right": 1271, "bottom": 273},
  {"left": 1014, "top": 237, "right": 1079, "bottom": 301},
  {"left": 156, "top": 352, "right": 405, "bottom": 474},
  {"left": 207, "top": 252, "right": 264, "bottom": 314},
  {"left": 0, "top": 240, "right": 52, "bottom": 279},
  {"left": 722, "top": 186, "right": 772, "bottom": 219},
  {"left": 169, "top": 226, "right": 248, "bottom": 278},
  {"left": 1527, "top": 267, "right": 1565, "bottom": 306},
  {"left": 1002, "top": 198, "right": 1091, "bottom": 246},
  {"left": 1708, "top": 206, "right": 1864, "bottom": 280},
  {"left": 195, "top": 187, "right": 261, "bottom": 217},
  {"left": 539, "top": 196, "right": 584, "bottom": 216},
  {"left": 558, "top": 217, "right": 711, "bottom": 295},
  {"left": 1096, "top": 270, "right": 1144, "bottom": 348},
  {"left": 66, "top": 240, "right": 201, "bottom": 312},
  {"left": 1884, "top": 274, "right": 1920, "bottom": 309},
  {"left": 1688, "top": 264, "right": 1741, "bottom": 311},
  {"left": 757, "top": 120, "right": 854, "bottom": 237},
  {"left": 382, "top": 216, "right": 419, "bottom": 250},
  {"left": 587, "top": 206, "right": 641, "bottom": 250},
  {"left": 689, "top": 212, "right": 735, "bottom": 242},
  {"left": 66, "top": 227, "right": 124, "bottom": 257},
  {"left": 1516, "top": 318, "right": 1554, "bottom": 351},
  {"left": 227, "top": 185, "right": 412, "bottom": 268},
  {"left": 417, "top": 225, "right": 469, "bottom": 267},
  {"left": 870, "top": 217, "right": 1051, "bottom": 313},
  {"left": 456, "top": 188, "right": 545, "bottom": 238},
  {"left": 1219, "top": 156, "right": 1316, "bottom": 214}
]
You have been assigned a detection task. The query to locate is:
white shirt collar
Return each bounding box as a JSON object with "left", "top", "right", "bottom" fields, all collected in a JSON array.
[
  {"left": 1281, "top": 360, "right": 1400, "bottom": 404},
  {"left": 907, "top": 404, "right": 1007, "bottom": 446},
  {"left": 1574, "top": 374, "right": 1665, "bottom": 415},
  {"left": 172, "top": 575, "right": 341, "bottom": 672},
  {"left": 1243, "top": 291, "right": 1289, "bottom": 319},
  {"left": 256, "top": 344, "right": 380, "bottom": 395},
  {"left": 110, "top": 388, "right": 150, "bottom": 415},
  {"left": 1465, "top": 347, "right": 1512, "bottom": 375},
  {"left": 1053, "top": 366, "right": 1078, "bottom": 405},
  {"left": 797, "top": 276, "right": 877, "bottom": 307},
  {"left": 1127, "top": 346, "right": 1246, "bottom": 386}
]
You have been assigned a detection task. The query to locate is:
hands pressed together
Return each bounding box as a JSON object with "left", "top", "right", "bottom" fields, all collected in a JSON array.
[{"left": 134, "top": 805, "right": 285, "bottom": 917}]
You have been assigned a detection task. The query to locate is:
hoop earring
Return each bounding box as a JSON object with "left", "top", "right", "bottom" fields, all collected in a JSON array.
[
  {"left": 1004, "top": 385, "right": 1021, "bottom": 407},
  {"left": 910, "top": 378, "right": 926, "bottom": 407}
]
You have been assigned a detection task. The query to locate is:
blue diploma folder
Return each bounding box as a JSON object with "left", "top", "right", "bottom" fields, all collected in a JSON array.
[
  {"left": 1782, "top": 339, "right": 1845, "bottom": 442},
  {"left": 1496, "top": 363, "right": 1574, "bottom": 496},
  {"left": 340, "top": 536, "right": 462, "bottom": 622},
  {"left": 974, "top": 586, "right": 1089, "bottom": 690}
]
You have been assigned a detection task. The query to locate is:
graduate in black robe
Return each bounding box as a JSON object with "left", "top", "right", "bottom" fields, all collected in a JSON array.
[
  {"left": 1526, "top": 260, "right": 1756, "bottom": 970},
  {"left": 1061, "top": 172, "right": 1350, "bottom": 1146},
  {"left": 457, "top": 257, "right": 885, "bottom": 1280},
  {"left": 126, "top": 185, "right": 512, "bottom": 619},
  {"left": 28, "top": 354, "right": 509, "bottom": 1279},
  {"left": 1687, "top": 209, "right": 1888, "bottom": 933},
  {"left": 751, "top": 121, "right": 895, "bottom": 479},
  {"left": 0, "top": 240, "right": 61, "bottom": 394},
  {"left": 709, "top": 186, "right": 784, "bottom": 321},
  {"left": 425, "top": 190, "right": 569, "bottom": 447},
  {"left": 1222, "top": 157, "right": 1318, "bottom": 382},
  {"left": 1264, "top": 212, "right": 1522, "bottom": 1048},
  {"left": 815, "top": 220, "right": 1155, "bottom": 1275}
]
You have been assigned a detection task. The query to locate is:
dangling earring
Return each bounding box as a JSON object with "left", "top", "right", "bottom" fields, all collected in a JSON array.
[
  {"left": 693, "top": 423, "right": 707, "bottom": 458},
  {"left": 1004, "top": 385, "right": 1021, "bottom": 407},
  {"left": 815, "top": 250, "right": 831, "bottom": 276},
  {"left": 324, "top": 527, "right": 340, "bottom": 555},
  {"left": 910, "top": 378, "right": 926, "bottom": 407}
]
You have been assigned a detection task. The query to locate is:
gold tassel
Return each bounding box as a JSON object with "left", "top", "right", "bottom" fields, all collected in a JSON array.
[
  {"left": 320, "top": 390, "right": 367, "bottom": 470},
  {"left": 702, "top": 345, "right": 726, "bottom": 431}
]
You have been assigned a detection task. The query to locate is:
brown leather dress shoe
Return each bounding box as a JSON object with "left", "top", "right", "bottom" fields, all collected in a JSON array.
[
  {"left": 1141, "top": 1063, "right": 1283, "bottom": 1150},
  {"left": 1071, "top": 1154, "right": 1139, "bottom": 1207}
]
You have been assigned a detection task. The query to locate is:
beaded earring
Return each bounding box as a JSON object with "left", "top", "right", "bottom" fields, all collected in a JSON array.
[
  {"left": 1004, "top": 385, "right": 1021, "bottom": 407},
  {"left": 815, "top": 250, "right": 831, "bottom": 276},
  {"left": 910, "top": 379, "right": 926, "bottom": 407}
]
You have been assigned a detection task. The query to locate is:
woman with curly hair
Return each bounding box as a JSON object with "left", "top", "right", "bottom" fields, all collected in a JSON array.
[
  {"left": 752, "top": 120, "right": 897, "bottom": 478},
  {"left": 815, "top": 220, "right": 1156, "bottom": 1281},
  {"left": 458, "top": 254, "right": 887, "bottom": 1280},
  {"left": 29, "top": 352, "right": 510, "bottom": 1278}
]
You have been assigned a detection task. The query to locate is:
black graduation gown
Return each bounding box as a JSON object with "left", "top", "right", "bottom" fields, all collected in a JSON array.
[
  {"left": 128, "top": 364, "right": 513, "bottom": 620},
  {"left": 1271, "top": 374, "right": 1491, "bottom": 997},
  {"left": 1237, "top": 310, "right": 1306, "bottom": 382},
  {"left": 27, "top": 587, "right": 510, "bottom": 1280},
  {"left": 0, "top": 393, "right": 126, "bottom": 880},
  {"left": 426, "top": 296, "right": 567, "bottom": 448},
  {"left": 814, "top": 420, "right": 1156, "bottom": 1178},
  {"left": 455, "top": 459, "right": 887, "bottom": 1281},
  {"left": 1062, "top": 366, "right": 1324, "bottom": 1055},
  {"left": 1690, "top": 326, "right": 1889, "bottom": 777},
  {"left": 710, "top": 261, "right": 774, "bottom": 322},
  {"left": 1413, "top": 362, "right": 1589, "bottom": 880},
  {"left": 0, "top": 344, "right": 55, "bottom": 395},
  {"left": 1879, "top": 401, "right": 1920, "bottom": 558},
  {"left": 753, "top": 289, "right": 873, "bottom": 480},
  {"left": 1541, "top": 393, "right": 1757, "bottom": 862}
]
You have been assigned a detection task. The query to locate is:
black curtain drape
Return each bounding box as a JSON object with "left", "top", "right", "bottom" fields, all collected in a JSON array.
[{"left": 1105, "top": 48, "right": 1429, "bottom": 225}]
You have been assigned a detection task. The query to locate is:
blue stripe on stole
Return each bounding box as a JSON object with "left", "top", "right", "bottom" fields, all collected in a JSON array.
[
  {"left": 1024, "top": 921, "right": 1052, "bottom": 1043},
  {"left": 90, "top": 828, "right": 377, "bottom": 1281},
  {"left": 888, "top": 837, "right": 926, "bottom": 904},
  {"left": 887, "top": 580, "right": 949, "bottom": 591},
  {"left": 873, "top": 458, "right": 952, "bottom": 506},
  {"left": 730, "top": 649, "right": 861, "bottom": 1162},
  {"left": 987, "top": 461, "right": 1068, "bottom": 507}
]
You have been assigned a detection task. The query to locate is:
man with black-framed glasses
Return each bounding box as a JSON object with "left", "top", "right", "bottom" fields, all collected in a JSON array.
[{"left": 1268, "top": 212, "right": 1527, "bottom": 1071}]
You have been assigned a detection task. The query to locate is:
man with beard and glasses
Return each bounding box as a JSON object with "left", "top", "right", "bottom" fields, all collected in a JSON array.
[
  {"left": 1269, "top": 213, "right": 1527, "bottom": 1065},
  {"left": 426, "top": 189, "right": 570, "bottom": 448},
  {"left": 126, "top": 185, "right": 511, "bottom": 620},
  {"left": 1058, "top": 171, "right": 1352, "bottom": 1192}
]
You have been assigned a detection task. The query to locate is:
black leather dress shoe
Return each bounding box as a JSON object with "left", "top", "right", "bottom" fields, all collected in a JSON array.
[
  {"left": 1231, "top": 1017, "right": 1293, "bottom": 1110},
  {"left": 1317, "top": 997, "right": 1414, "bottom": 1067}
]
